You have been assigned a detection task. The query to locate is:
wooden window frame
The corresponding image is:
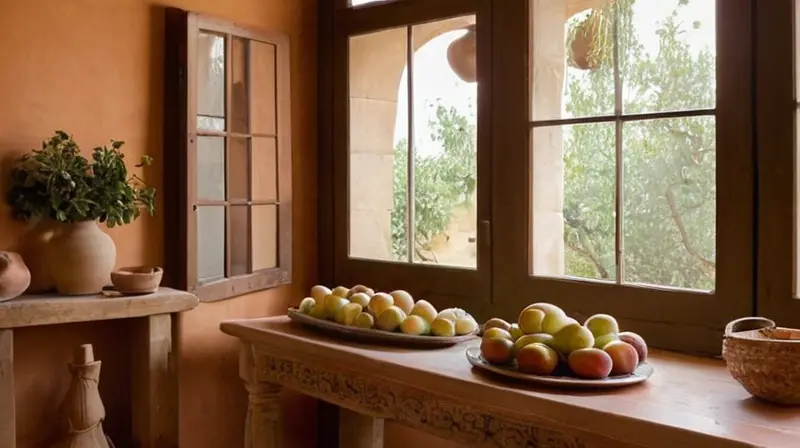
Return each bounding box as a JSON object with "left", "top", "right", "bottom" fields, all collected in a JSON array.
[
  {"left": 322, "top": 0, "right": 494, "bottom": 312},
  {"left": 320, "top": 0, "right": 760, "bottom": 354},
  {"left": 755, "top": 0, "right": 800, "bottom": 327},
  {"left": 164, "top": 8, "right": 293, "bottom": 302}
]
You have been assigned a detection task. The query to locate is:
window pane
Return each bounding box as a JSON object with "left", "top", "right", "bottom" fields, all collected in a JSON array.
[
  {"left": 621, "top": 0, "right": 716, "bottom": 114},
  {"left": 250, "top": 41, "right": 277, "bottom": 135},
  {"left": 196, "top": 136, "right": 225, "bottom": 201},
  {"left": 197, "top": 32, "right": 225, "bottom": 125},
  {"left": 623, "top": 116, "right": 716, "bottom": 290},
  {"left": 531, "top": 123, "right": 616, "bottom": 281},
  {"left": 252, "top": 205, "right": 278, "bottom": 270},
  {"left": 252, "top": 137, "right": 277, "bottom": 202},
  {"left": 231, "top": 37, "right": 250, "bottom": 134},
  {"left": 230, "top": 205, "right": 249, "bottom": 276},
  {"left": 530, "top": 0, "right": 614, "bottom": 121},
  {"left": 410, "top": 17, "right": 478, "bottom": 268},
  {"left": 197, "top": 206, "right": 225, "bottom": 282},
  {"left": 350, "top": 0, "right": 390, "bottom": 6},
  {"left": 348, "top": 27, "right": 407, "bottom": 262},
  {"left": 198, "top": 116, "right": 225, "bottom": 131},
  {"left": 228, "top": 137, "right": 250, "bottom": 202}
]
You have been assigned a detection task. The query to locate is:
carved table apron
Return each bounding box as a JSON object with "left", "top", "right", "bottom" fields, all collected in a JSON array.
[{"left": 223, "top": 317, "right": 800, "bottom": 448}]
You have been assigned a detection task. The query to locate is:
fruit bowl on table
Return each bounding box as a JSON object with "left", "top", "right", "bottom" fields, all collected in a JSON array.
[
  {"left": 465, "top": 346, "right": 653, "bottom": 389},
  {"left": 286, "top": 284, "right": 479, "bottom": 348},
  {"left": 471, "top": 304, "right": 654, "bottom": 389}
]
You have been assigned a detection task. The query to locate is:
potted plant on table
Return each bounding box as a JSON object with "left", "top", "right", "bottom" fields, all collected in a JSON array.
[{"left": 6, "top": 131, "right": 155, "bottom": 295}]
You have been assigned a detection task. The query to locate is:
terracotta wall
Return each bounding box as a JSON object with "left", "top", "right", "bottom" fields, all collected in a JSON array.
[{"left": 0, "top": 0, "right": 317, "bottom": 446}]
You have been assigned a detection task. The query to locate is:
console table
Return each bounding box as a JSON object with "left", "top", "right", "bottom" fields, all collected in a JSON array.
[
  {"left": 221, "top": 316, "right": 800, "bottom": 448},
  {"left": 0, "top": 287, "right": 199, "bottom": 448}
]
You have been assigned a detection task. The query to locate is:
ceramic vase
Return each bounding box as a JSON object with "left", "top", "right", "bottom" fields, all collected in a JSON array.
[
  {"left": 18, "top": 218, "right": 59, "bottom": 293},
  {"left": 0, "top": 251, "right": 31, "bottom": 302},
  {"left": 47, "top": 221, "right": 116, "bottom": 295}
]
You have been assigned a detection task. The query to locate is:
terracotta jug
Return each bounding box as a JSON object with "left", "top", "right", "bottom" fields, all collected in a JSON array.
[
  {"left": 19, "top": 218, "right": 59, "bottom": 293},
  {"left": 0, "top": 251, "right": 31, "bottom": 302},
  {"left": 47, "top": 221, "right": 116, "bottom": 295},
  {"left": 447, "top": 25, "right": 477, "bottom": 83}
]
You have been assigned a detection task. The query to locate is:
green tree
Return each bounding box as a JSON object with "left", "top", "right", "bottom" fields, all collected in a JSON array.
[
  {"left": 391, "top": 0, "right": 715, "bottom": 291},
  {"left": 392, "top": 104, "right": 477, "bottom": 261},
  {"left": 563, "top": 0, "right": 716, "bottom": 289}
]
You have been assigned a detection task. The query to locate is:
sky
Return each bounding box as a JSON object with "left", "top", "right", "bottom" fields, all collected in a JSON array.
[{"left": 389, "top": 0, "right": 716, "bottom": 155}]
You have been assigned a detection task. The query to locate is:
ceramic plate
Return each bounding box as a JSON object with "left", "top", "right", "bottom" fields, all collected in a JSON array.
[
  {"left": 287, "top": 308, "right": 477, "bottom": 347},
  {"left": 465, "top": 346, "right": 654, "bottom": 389}
]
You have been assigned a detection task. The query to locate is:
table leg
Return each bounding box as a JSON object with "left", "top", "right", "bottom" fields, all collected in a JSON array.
[
  {"left": 339, "top": 407, "right": 384, "bottom": 448},
  {"left": 132, "top": 314, "right": 178, "bottom": 448},
  {"left": 0, "top": 329, "right": 14, "bottom": 448},
  {"left": 240, "top": 343, "right": 282, "bottom": 448}
]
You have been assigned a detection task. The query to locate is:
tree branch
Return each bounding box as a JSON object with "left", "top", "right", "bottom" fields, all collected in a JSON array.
[
  {"left": 664, "top": 182, "right": 715, "bottom": 273},
  {"left": 564, "top": 218, "right": 610, "bottom": 279}
]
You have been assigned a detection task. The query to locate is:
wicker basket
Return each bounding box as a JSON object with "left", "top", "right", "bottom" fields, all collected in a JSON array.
[{"left": 722, "top": 317, "right": 800, "bottom": 405}]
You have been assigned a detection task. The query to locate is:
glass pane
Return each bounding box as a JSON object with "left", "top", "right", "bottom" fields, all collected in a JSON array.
[
  {"left": 623, "top": 116, "right": 716, "bottom": 290},
  {"left": 252, "top": 137, "right": 277, "bottom": 202},
  {"left": 620, "top": 0, "right": 716, "bottom": 114},
  {"left": 348, "top": 27, "right": 407, "bottom": 262},
  {"left": 197, "top": 32, "right": 225, "bottom": 124},
  {"left": 230, "top": 205, "right": 249, "bottom": 276},
  {"left": 231, "top": 37, "right": 249, "bottom": 134},
  {"left": 531, "top": 122, "right": 616, "bottom": 281},
  {"left": 530, "top": 0, "right": 614, "bottom": 121},
  {"left": 198, "top": 116, "right": 225, "bottom": 131},
  {"left": 197, "top": 206, "right": 225, "bottom": 282},
  {"left": 250, "top": 41, "right": 277, "bottom": 135},
  {"left": 350, "top": 0, "right": 390, "bottom": 6},
  {"left": 252, "top": 205, "right": 278, "bottom": 270},
  {"left": 228, "top": 137, "right": 250, "bottom": 202},
  {"left": 196, "top": 136, "right": 225, "bottom": 201},
  {"left": 410, "top": 17, "right": 478, "bottom": 268}
]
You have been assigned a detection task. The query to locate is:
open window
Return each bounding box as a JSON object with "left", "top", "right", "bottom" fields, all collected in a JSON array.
[{"left": 164, "top": 9, "right": 293, "bottom": 302}]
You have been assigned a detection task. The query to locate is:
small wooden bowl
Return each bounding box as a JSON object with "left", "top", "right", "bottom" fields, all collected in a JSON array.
[
  {"left": 110, "top": 266, "right": 163, "bottom": 295},
  {"left": 722, "top": 317, "right": 800, "bottom": 405}
]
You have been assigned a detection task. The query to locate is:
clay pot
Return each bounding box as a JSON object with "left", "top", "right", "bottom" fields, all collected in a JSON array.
[
  {"left": 0, "top": 252, "right": 31, "bottom": 302},
  {"left": 47, "top": 221, "right": 117, "bottom": 295},
  {"left": 18, "top": 219, "right": 60, "bottom": 293},
  {"left": 447, "top": 25, "right": 477, "bottom": 83}
]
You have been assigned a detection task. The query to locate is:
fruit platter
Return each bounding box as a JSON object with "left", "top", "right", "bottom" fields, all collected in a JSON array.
[
  {"left": 467, "top": 303, "right": 653, "bottom": 389},
  {"left": 287, "top": 284, "right": 479, "bottom": 347}
]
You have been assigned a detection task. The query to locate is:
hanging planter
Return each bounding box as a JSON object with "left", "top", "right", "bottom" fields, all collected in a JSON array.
[
  {"left": 447, "top": 25, "right": 477, "bottom": 83},
  {"left": 567, "top": 11, "right": 613, "bottom": 71}
]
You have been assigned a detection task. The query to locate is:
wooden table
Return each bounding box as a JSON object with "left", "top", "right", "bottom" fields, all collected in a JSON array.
[
  {"left": 221, "top": 316, "right": 800, "bottom": 448},
  {"left": 0, "top": 287, "right": 199, "bottom": 448}
]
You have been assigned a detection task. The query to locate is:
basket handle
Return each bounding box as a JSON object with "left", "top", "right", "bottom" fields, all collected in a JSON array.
[{"left": 724, "top": 317, "right": 776, "bottom": 337}]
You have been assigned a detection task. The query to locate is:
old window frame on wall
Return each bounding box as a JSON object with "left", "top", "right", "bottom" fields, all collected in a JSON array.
[
  {"left": 320, "top": 0, "right": 494, "bottom": 312},
  {"left": 320, "top": 0, "right": 761, "bottom": 355},
  {"left": 164, "top": 9, "right": 293, "bottom": 302}
]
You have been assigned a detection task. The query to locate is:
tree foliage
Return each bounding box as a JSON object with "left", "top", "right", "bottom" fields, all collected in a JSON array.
[{"left": 391, "top": 0, "right": 715, "bottom": 290}]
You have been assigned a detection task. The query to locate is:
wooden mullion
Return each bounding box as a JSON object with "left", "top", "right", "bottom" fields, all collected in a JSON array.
[
  {"left": 224, "top": 34, "right": 233, "bottom": 279},
  {"left": 196, "top": 130, "right": 276, "bottom": 138},
  {"left": 246, "top": 36, "right": 254, "bottom": 274},
  {"left": 612, "top": 4, "right": 623, "bottom": 284},
  {"left": 406, "top": 24, "right": 415, "bottom": 263}
]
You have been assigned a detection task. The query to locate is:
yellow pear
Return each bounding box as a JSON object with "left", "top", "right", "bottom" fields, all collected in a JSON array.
[
  {"left": 331, "top": 286, "right": 350, "bottom": 298},
  {"left": 400, "top": 315, "right": 430, "bottom": 335},
  {"left": 324, "top": 294, "right": 350, "bottom": 317},
  {"left": 409, "top": 300, "right": 438, "bottom": 324},
  {"left": 353, "top": 312, "right": 375, "bottom": 329},
  {"left": 376, "top": 306, "right": 407, "bottom": 332},
  {"left": 310, "top": 285, "right": 332, "bottom": 302},
  {"left": 368, "top": 293, "right": 394, "bottom": 317},
  {"left": 390, "top": 290, "right": 415, "bottom": 314},
  {"left": 349, "top": 292, "right": 371, "bottom": 308},
  {"left": 518, "top": 308, "right": 545, "bottom": 334},
  {"left": 551, "top": 322, "right": 595, "bottom": 355},
  {"left": 298, "top": 297, "right": 316, "bottom": 314},
  {"left": 431, "top": 317, "right": 456, "bottom": 337},
  {"left": 335, "top": 302, "right": 363, "bottom": 326}
]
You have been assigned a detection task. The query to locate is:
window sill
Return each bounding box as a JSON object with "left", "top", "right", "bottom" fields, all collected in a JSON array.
[{"left": 193, "top": 268, "right": 291, "bottom": 303}]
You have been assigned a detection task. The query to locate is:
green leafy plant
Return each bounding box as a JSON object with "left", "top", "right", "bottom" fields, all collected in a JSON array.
[{"left": 6, "top": 131, "right": 156, "bottom": 227}]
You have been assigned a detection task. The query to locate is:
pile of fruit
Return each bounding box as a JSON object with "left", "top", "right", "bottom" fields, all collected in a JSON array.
[
  {"left": 296, "top": 284, "right": 479, "bottom": 337},
  {"left": 480, "top": 303, "right": 648, "bottom": 379}
]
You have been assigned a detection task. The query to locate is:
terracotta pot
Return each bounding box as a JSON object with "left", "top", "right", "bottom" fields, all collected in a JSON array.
[
  {"left": 47, "top": 221, "right": 117, "bottom": 295},
  {"left": 18, "top": 219, "right": 60, "bottom": 293},
  {"left": 447, "top": 26, "right": 477, "bottom": 83},
  {"left": 0, "top": 252, "right": 31, "bottom": 302}
]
